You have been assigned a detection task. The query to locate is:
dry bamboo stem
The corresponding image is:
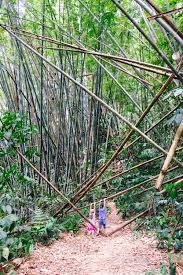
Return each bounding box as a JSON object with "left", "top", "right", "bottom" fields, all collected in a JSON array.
[
  {"left": 107, "top": 209, "right": 151, "bottom": 236},
  {"left": 124, "top": 105, "right": 181, "bottom": 150},
  {"left": 61, "top": 63, "right": 182, "bottom": 214},
  {"left": 68, "top": 107, "right": 181, "bottom": 201},
  {"left": 95, "top": 146, "right": 183, "bottom": 188},
  {"left": 146, "top": 0, "right": 183, "bottom": 40},
  {"left": 40, "top": 47, "right": 173, "bottom": 76},
  {"left": 4, "top": 25, "right": 144, "bottom": 113},
  {"left": 97, "top": 55, "right": 173, "bottom": 77},
  {"left": 111, "top": 0, "right": 183, "bottom": 81},
  {"left": 3, "top": 25, "right": 183, "bottom": 213},
  {"left": 68, "top": 166, "right": 179, "bottom": 214},
  {"left": 44, "top": 47, "right": 174, "bottom": 76},
  {"left": 148, "top": 7, "right": 183, "bottom": 20},
  {"left": 2, "top": 25, "right": 174, "bottom": 74},
  {"left": 107, "top": 166, "right": 177, "bottom": 201},
  {"left": 136, "top": 174, "right": 183, "bottom": 196},
  {"left": 104, "top": 59, "right": 152, "bottom": 86},
  {"left": 16, "top": 149, "right": 99, "bottom": 232},
  {"left": 156, "top": 119, "right": 183, "bottom": 190},
  {"left": 99, "top": 167, "right": 179, "bottom": 198},
  {"left": 174, "top": 178, "right": 183, "bottom": 184}
]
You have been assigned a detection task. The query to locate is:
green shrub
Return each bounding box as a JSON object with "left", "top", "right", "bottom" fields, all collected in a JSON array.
[{"left": 60, "top": 214, "right": 82, "bottom": 233}]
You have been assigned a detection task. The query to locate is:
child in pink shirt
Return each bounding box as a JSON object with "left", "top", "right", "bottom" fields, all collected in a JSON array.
[{"left": 87, "top": 203, "right": 97, "bottom": 235}]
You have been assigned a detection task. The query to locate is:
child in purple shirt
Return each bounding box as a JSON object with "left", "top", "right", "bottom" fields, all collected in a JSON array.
[{"left": 98, "top": 199, "right": 106, "bottom": 230}]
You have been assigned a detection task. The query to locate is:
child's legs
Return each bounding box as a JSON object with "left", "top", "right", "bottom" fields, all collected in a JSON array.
[
  {"left": 101, "top": 219, "right": 106, "bottom": 229},
  {"left": 99, "top": 219, "right": 106, "bottom": 229},
  {"left": 103, "top": 220, "right": 106, "bottom": 229},
  {"left": 99, "top": 220, "right": 103, "bottom": 229}
]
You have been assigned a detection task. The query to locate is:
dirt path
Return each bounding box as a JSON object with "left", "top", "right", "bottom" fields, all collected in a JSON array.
[{"left": 18, "top": 202, "right": 167, "bottom": 275}]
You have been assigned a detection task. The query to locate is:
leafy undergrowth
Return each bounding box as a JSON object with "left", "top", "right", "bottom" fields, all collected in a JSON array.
[
  {"left": 0, "top": 112, "right": 83, "bottom": 273},
  {"left": 115, "top": 177, "right": 182, "bottom": 252},
  {"left": 0, "top": 203, "right": 82, "bottom": 273}
]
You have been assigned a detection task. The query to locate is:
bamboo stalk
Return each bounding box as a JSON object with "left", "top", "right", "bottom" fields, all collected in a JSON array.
[
  {"left": 134, "top": 0, "right": 183, "bottom": 47},
  {"left": 3, "top": 26, "right": 182, "bottom": 167},
  {"left": 60, "top": 62, "right": 182, "bottom": 214},
  {"left": 67, "top": 166, "right": 179, "bottom": 214},
  {"left": 136, "top": 174, "right": 183, "bottom": 196},
  {"left": 16, "top": 149, "right": 99, "bottom": 232},
  {"left": 1, "top": 25, "right": 175, "bottom": 74},
  {"left": 107, "top": 209, "right": 151, "bottom": 236},
  {"left": 124, "top": 104, "right": 181, "bottom": 150},
  {"left": 77, "top": 0, "right": 152, "bottom": 85},
  {"left": 148, "top": 8, "right": 183, "bottom": 20},
  {"left": 39, "top": 46, "right": 174, "bottom": 76},
  {"left": 2, "top": 24, "right": 183, "bottom": 218},
  {"left": 39, "top": 0, "right": 46, "bottom": 188},
  {"left": 110, "top": 0, "right": 183, "bottom": 82},
  {"left": 174, "top": 178, "right": 183, "bottom": 184},
  {"left": 156, "top": 119, "right": 183, "bottom": 190},
  {"left": 146, "top": 0, "right": 183, "bottom": 40},
  {"left": 95, "top": 147, "right": 183, "bottom": 188}
]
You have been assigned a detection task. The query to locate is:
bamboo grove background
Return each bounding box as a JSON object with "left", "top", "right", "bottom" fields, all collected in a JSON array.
[{"left": 0, "top": 0, "right": 182, "bottom": 219}]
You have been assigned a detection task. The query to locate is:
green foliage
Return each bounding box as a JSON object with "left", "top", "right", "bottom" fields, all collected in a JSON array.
[
  {"left": 0, "top": 112, "right": 37, "bottom": 145},
  {"left": 0, "top": 112, "right": 39, "bottom": 192},
  {"left": 31, "top": 208, "right": 50, "bottom": 228},
  {"left": 60, "top": 214, "right": 82, "bottom": 233},
  {"left": 0, "top": 203, "right": 33, "bottom": 263},
  {"left": 0, "top": 112, "right": 69, "bottom": 265},
  {"left": 145, "top": 194, "right": 182, "bottom": 251},
  {"left": 113, "top": 141, "right": 182, "bottom": 252},
  {"left": 116, "top": 190, "right": 149, "bottom": 218},
  {"left": 139, "top": 148, "right": 157, "bottom": 160},
  {"left": 145, "top": 262, "right": 168, "bottom": 275},
  {"left": 31, "top": 208, "right": 61, "bottom": 244},
  {"left": 0, "top": 204, "right": 62, "bottom": 263},
  {"left": 164, "top": 180, "right": 183, "bottom": 200},
  {"left": 0, "top": 113, "right": 61, "bottom": 263}
]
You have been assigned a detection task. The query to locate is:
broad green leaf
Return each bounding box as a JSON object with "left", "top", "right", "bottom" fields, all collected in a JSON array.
[{"left": 2, "top": 247, "right": 9, "bottom": 260}]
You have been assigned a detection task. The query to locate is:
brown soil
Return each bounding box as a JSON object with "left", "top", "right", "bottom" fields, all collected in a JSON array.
[{"left": 18, "top": 202, "right": 167, "bottom": 275}]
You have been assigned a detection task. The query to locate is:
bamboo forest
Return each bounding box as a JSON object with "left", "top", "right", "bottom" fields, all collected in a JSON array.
[{"left": 0, "top": 0, "right": 182, "bottom": 274}]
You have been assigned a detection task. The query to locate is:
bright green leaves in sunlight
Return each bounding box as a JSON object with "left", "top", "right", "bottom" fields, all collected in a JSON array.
[{"left": 0, "top": 112, "right": 38, "bottom": 145}]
